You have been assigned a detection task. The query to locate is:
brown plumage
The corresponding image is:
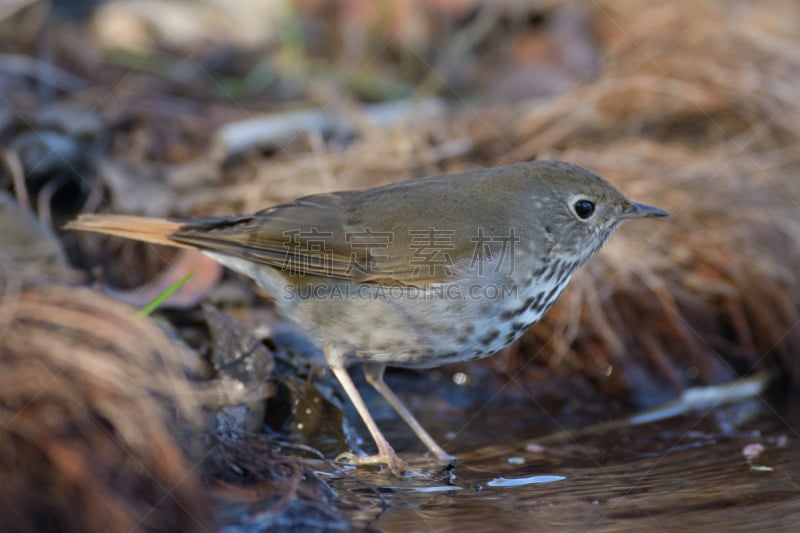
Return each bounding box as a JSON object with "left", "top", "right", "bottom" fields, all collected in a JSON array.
[{"left": 67, "top": 160, "right": 668, "bottom": 475}]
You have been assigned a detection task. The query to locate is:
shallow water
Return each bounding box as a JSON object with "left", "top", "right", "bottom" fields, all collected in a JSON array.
[{"left": 321, "top": 387, "right": 800, "bottom": 531}]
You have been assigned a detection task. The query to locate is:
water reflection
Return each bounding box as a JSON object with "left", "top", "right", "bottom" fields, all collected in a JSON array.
[{"left": 326, "top": 388, "right": 800, "bottom": 531}]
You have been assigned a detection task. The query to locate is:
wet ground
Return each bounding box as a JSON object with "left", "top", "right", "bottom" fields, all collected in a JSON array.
[{"left": 312, "top": 378, "right": 799, "bottom": 531}]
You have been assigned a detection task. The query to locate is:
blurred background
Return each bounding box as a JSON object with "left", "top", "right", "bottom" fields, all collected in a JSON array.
[{"left": 2, "top": 0, "right": 800, "bottom": 531}]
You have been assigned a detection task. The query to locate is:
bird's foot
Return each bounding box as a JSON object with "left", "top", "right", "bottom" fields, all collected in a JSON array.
[
  {"left": 429, "top": 451, "right": 458, "bottom": 468},
  {"left": 335, "top": 450, "right": 418, "bottom": 477}
]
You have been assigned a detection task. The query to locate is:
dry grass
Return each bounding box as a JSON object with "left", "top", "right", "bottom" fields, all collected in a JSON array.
[
  {"left": 484, "top": 0, "right": 800, "bottom": 399},
  {"left": 0, "top": 268, "right": 212, "bottom": 532}
]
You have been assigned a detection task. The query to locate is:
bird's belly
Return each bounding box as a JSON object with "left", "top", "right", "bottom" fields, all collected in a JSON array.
[
  {"left": 281, "top": 277, "right": 568, "bottom": 368},
  {"left": 208, "top": 250, "right": 574, "bottom": 368}
]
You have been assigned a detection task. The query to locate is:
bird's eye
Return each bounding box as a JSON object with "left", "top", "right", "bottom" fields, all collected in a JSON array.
[{"left": 573, "top": 199, "right": 595, "bottom": 219}]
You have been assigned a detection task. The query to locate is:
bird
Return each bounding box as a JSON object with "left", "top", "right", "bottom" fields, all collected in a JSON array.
[{"left": 66, "top": 160, "right": 668, "bottom": 475}]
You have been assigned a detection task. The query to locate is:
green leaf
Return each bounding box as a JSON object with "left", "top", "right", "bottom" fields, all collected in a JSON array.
[{"left": 137, "top": 272, "right": 194, "bottom": 317}]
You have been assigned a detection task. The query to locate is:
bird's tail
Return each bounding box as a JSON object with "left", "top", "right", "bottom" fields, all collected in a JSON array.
[{"left": 65, "top": 214, "right": 194, "bottom": 249}]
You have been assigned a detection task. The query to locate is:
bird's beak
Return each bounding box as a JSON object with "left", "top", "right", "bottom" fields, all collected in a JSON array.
[{"left": 623, "top": 202, "right": 670, "bottom": 219}]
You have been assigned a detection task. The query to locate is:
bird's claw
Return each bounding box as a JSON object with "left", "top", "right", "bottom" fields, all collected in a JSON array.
[{"left": 335, "top": 451, "right": 412, "bottom": 476}]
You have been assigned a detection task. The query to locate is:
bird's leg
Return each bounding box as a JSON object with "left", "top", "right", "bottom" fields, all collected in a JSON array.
[
  {"left": 325, "top": 346, "right": 408, "bottom": 475},
  {"left": 363, "top": 363, "right": 455, "bottom": 463}
]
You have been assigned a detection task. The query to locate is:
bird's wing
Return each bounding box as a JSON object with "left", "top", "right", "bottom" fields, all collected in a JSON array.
[{"left": 168, "top": 192, "right": 461, "bottom": 287}]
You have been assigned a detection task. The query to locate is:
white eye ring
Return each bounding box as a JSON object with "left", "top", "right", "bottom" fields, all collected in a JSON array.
[{"left": 570, "top": 196, "right": 596, "bottom": 220}]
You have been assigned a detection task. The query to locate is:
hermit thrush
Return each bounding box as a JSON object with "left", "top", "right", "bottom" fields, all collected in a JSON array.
[{"left": 67, "top": 160, "right": 667, "bottom": 475}]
